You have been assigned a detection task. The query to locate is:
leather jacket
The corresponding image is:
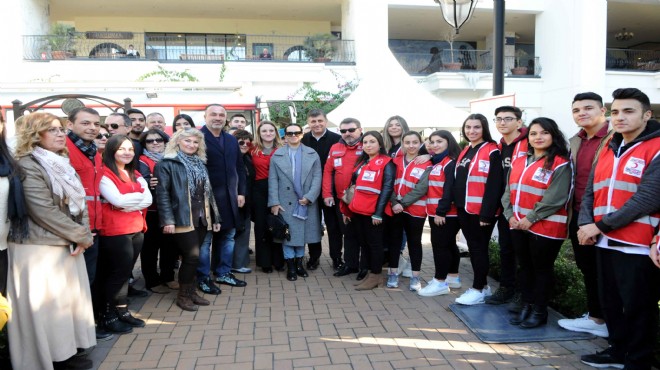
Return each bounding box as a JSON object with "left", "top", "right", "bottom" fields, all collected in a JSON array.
[{"left": 375, "top": 161, "right": 396, "bottom": 218}]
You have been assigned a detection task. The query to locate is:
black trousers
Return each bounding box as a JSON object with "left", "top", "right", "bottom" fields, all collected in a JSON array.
[
  {"left": 353, "top": 214, "right": 384, "bottom": 274},
  {"left": 597, "top": 248, "right": 660, "bottom": 370},
  {"left": 457, "top": 208, "right": 495, "bottom": 290},
  {"left": 97, "top": 232, "right": 144, "bottom": 307},
  {"left": 172, "top": 227, "right": 206, "bottom": 284},
  {"left": 510, "top": 230, "right": 562, "bottom": 309},
  {"left": 343, "top": 215, "right": 361, "bottom": 270},
  {"left": 568, "top": 211, "right": 603, "bottom": 319},
  {"left": 0, "top": 249, "right": 6, "bottom": 295},
  {"left": 387, "top": 213, "right": 426, "bottom": 271},
  {"left": 141, "top": 211, "right": 177, "bottom": 288},
  {"left": 322, "top": 202, "right": 344, "bottom": 261},
  {"left": 497, "top": 213, "right": 516, "bottom": 289},
  {"left": 429, "top": 216, "right": 461, "bottom": 280},
  {"left": 253, "top": 179, "right": 284, "bottom": 269}
]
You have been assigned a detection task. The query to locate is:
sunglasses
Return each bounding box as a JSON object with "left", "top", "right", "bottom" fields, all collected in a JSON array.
[
  {"left": 340, "top": 128, "right": 358, "bottom": 134},
  {"left": 238, "top": 140, "right": 251, "bottom": 146},
  {"left": 145, "top": 138, "right": 165, "bottom": 144},
  {"left": 109, "top": 123, "right": 120, "bottom": 129},
  {"left": 96, "top": 133, "right": 111, "bottom": 139},
  {"left": 285, "top": 131, "right": 303, "bottom": 137}
]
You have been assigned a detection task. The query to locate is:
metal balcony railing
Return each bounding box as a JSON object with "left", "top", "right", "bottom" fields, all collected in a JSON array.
[
  {"left": 22, "top": 33, "right": 356, "bottom": 63},
  {"left": 393, "top": 49, "right": 542, "bottom": 77},
  {"left": 606, "top": 48, "right": 660, "bottom": 71}
]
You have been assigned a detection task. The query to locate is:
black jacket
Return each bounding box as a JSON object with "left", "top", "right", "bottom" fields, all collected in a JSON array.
[
  {"left": 302, "top": 129, "right": 341, "bottom": 170},
  {"left": 154, "top": 155, "right": 221, "bottom": 228},
  {"left": 375, "top": 161, "right": 397, "bottom": 218}
]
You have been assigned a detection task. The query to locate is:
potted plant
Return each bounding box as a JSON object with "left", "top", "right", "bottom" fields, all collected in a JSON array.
[
  {"left": 511, "top": 48, "right": 529, "bottom": 75},
  {"left": 442, "top": 29, "right": 462, "bottom": 70},
  {"left": 303, "top": 33, "right": 337, "bottom": 62},
  {"left": 46, "top": 24, "right": 78, "bottom": 59}
]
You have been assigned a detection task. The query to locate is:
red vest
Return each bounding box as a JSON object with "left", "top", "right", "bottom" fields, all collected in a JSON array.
[
  {"left": 101, "top": 168, "right": 148, "bottom": 236},
  {"left": 139, "top": 155, "right": 156, "bottom": 174},
  {"left": 509, "top": 155, "right": 570, "bottom": 239},
  {"left": 349, "top": 155, "right": 393, "bottom": 217},
  {"left": 592, "top": 137, "right": 660, "bottom": 247},
  {"left": 323, "top": 142, "right": 363, "bottom": 215},
  {"left": 393, "top": 156, "right": 430, "bottom": 218},
  {"left": 500, "top": 138, "right": 529, "bottom": 165},
  {"left": 66, "top": 138, "right": 103, "bottom": 232},
  {"left": 426, "top": 156, "right": 458, "bottom": 217},
  {"left": 456, "top": 142, "right": 500, "bottom": 215}
]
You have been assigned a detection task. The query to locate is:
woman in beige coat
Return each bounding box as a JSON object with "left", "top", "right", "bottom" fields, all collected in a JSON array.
[{"left": 8, "top": 112, "right": 96, "bottom": 370}]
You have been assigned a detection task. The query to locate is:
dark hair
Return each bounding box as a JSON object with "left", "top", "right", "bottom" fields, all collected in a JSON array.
[
  {"left": 102, "top": 135, "right": 138, "bottom": 182},
  {"left": 139, "top": 129, "right": 169, "bottom": 148},
  {"left": 285, "top": 124, "right": 302, "bottom": 133},
  {"left": 107, "top": 112, "right": 131, "bottom": 127},
  {"left": 612, "top": 88, "right": 651, "bottom": 112},
  {"left": 68, "top": 107, "right": 100, "bottom": 123},
  {"left": 340, "top": 117, "right": 361, "bottom": 128},
  {"left": 355, "top": 131, "right": 386, "bottom": 168},
  {"left": 494, "top": 106, "right": 522, "bottom": 120},
  {"left": 230, "top": 114, "right": 246, "bottom": 121},
  {"left": 572, "top": 92, "right": 603, "bottom": 107},
  {"left": 307, "top": 109, "right": 326, "bottom": 119},
  {"left": 401, "top": 130, "right": 422, "bottom": 144},
  {"left": 172, "top": 114, "right": 195, "bottom": 130},
  {"left": 461, "top": 113, "right": 495, "bottom": 143},
  {"left": 429, "top": 130, "right": 461, "bottom": 159},
  {"left": 125, "top": 108, "right": 145, "bottom": 119},
  {"left": 232, "top": 129, "right": 253, "bottom": 142},
  {"left": 527, "top": 117, "right": 569, "bottom": 170},
  {"left": 430, "top": 47, "right": 439, "bottom": 54},
  {"left": 0, "top": 112, "right": 18, "bottom": 177}
]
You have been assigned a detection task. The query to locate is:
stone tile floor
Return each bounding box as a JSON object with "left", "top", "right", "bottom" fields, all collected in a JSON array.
[{"left": 89, "top": 228, "right": 607, "bottom": 370}]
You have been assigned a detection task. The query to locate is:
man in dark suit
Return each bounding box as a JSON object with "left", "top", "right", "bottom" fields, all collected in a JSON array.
[{"left": 197, "top": 104, "right": 248, "bottom": 294}]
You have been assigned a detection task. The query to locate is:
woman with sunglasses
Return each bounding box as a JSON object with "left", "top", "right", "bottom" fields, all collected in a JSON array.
[
  {"left": 137, "top": 129, "right": 177, "bottom": 294},
  {"left": 251, "top": 121, "right": 284, "bottom": 273},
  {"left": 94, "top": 123, "right": 112, "bottom": 154},
  {"left": 231, "top": 129, "right": 255, "bottom": 274},
  {"left": 172, "top": 114, "right": 195, "bottom": 132}
]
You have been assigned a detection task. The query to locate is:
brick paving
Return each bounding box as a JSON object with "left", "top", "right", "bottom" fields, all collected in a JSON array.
[{"left": 89, "top": 228, "right": 607, "bottom": 369}]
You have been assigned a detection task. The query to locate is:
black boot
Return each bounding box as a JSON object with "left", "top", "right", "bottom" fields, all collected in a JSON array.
[
  {"left": 117, "top": 306, "right": 145, "bottom": 327},
  {"left": 286, "top": 259, "right": 297, "bottom": 281},
  {"left": 306, "top": 257, "right": 319, "bottom": 270},
  {"left": 509, "top": 303, "right": 532, "bottom": 325},
  {"left": 295, "top": 257, "right": 309, "bottom": 278},
  {"left": 102, "top": 304, "right": 133, "bottom": 334},
  {"left": 520, "top": 305, "right": 548, "bottom": 328},
  {"left": 356, "top": 269, "right": 368, "bottom": 281}
]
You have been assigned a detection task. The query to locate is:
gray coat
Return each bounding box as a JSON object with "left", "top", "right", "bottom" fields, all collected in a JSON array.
[{"left": 268, "top": 144, "right": 322, "bottom": 246}]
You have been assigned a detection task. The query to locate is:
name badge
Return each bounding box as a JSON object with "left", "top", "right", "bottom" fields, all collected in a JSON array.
[
  {"left": 430, "top": 166, "right": 443, "bottom": 176},
  {"left": 362, "top": 170, "right": 377, "bottom": 182},
  {"left": 356, "top": 151, "right": 362, "bottom": 155},
  {"left": 478, "top": 160, "right": 490, "bottom": 173},
  {"left": 334, "top": 158, "right": 342, "bottom": 167},
  {"left": 332, "top": 151, "right": 343, "bottom": 156},
  {"left": 623, "top": 157, "right": 645, "bottom": 178},
  {"left": 532, "top": 167, "right": 553, "bottom": 184},
  {"left": 410, "top": 167, "right": 425, "bottom": 179}
]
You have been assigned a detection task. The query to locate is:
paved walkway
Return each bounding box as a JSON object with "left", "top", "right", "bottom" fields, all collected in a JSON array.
[{"left": 90, "top": 229, "right": 607, "bottom": 370}]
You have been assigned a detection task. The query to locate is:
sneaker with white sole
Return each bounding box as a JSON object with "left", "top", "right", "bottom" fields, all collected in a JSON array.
[
  {"left": 558, "top": 313, "right": 609, "bottom": 337},
  {"left": 418, "top": 279, "right": 449, "bottom": 297},
  {"left": 409, "top": 276, "right": 422, "bottom": 291},
  {"left": 386, "top": 273, "right": 399, "bottom": 288},
  {"left": 401, "top": 265, "right": 413, "bottom": 278},
  {"left": 446, "top": 276, "right": 461, "bottom": 289},
  {"left": 455, "top": 287, "right": 489, "bottom": 305}
]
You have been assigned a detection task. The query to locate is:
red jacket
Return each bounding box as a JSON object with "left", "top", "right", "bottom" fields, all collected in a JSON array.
[
  {"left": 349, "top": 155, "right": 393, "bottom": 217},
  {"left": 426, "top": 156, "right": 458, "bottom": 217},
  {"left": 456, "top": 142, "right": 500, "bottom": 215},
  {"left": 101, "top": 168, "right": 148, "bottom": 236},
  {"left": 393, "top": 156, "right": 431, "bottom": 218},
  {"left": 66, "top": 138, "right": 103, "bottom": 232},
  {"left": 323, "top": 141, "right": 362, "bottom": 214}
]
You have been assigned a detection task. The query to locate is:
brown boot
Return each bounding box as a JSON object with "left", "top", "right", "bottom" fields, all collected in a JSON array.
[
  {"left": 176, "top": 284, "right": 198, "bottom": 311},
  {"left": 355, "top": 272, "right": 381, "bottom": 290},
  {"left": 353, "top": 272, "right": 370, "bottom": 286},
  {"left": 189, "top": 282, "right": 210, "bottom": 306}
]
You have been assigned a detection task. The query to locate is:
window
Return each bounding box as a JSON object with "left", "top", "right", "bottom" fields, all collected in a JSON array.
[{"left": 145, "top": 33, "right": 246, "bottom": 60}]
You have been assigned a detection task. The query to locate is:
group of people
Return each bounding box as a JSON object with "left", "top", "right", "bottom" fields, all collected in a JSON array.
[{"left": 0, "top": 87, "right": 657, "bottom": 370}]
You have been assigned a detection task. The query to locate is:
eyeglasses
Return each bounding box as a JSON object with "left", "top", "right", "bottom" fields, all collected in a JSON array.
[
  {"left": 285, "top": 131, "right": 303, "bottom": 137},
  {"left": 238, "top": 140, "right": 251, "bottom": 146},
  {"left": 493, "top": 117, "right": 517, "bottom": 123},
  {"left": 145, "top": 138, "right": 165, "bottom": 144},
  {"left": 340, "top": 128, "right": 359, "bottom": 134},
  {"left": 96, "top": 133, "right": 111, "bottom": 139},
  {"left": 46, "top": 127, "right": 66, "bottom": 135}
]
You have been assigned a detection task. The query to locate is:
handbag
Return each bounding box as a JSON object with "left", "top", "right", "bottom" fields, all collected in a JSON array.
[
  {"left": 341, "top": 184, "right": 355, "bottom": 204},
  {"left": 267, "top": 213, "right": 291, "bottom": 241}
]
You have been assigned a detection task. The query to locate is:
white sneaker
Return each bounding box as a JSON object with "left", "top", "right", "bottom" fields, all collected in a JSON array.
[
  {"left": 483, "top": 285, "right": 492, "bottom": 297},
  {"left": 409, "top": 276, "right": 422, "bottom": 292},
  {"left": 446, "top": 276, "right": 462, "bottom": 289},
  {"left": 455, "top": 288, "right": 487, "bottom": 305},
  {"left": 418, "top": 279, "right": 450, "bottom": 297},
  {"left": 558, "top": 313, "right": 609, "bottom": 337}
]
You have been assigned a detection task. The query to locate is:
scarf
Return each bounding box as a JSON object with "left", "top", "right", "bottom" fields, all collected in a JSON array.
[
  {"left": 431, "top": 149, "right": 449, "bottom": 165},
  {"left": 0, "top": 156, "right": 28, "bottom": 243},
  {"left": 288, "top": 146, "right": 307, "bottom": 220},
  {"left": 67, "top": 131, "right": 97, "bottom": 160},
  {"left": 177, "top": 151, "right": 211, "bottom": 200},
  {"left": 31, "top": 146, "right": 86, "bottom": 216},
  {"left": 143, "top": 149, "right": 163, "bottom": 163}
]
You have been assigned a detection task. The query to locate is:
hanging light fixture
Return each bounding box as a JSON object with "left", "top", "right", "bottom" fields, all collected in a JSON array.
[
  {"left": 614, "top": 28, "right": 634, "bottom": 41},
  {"left": 433, "top": 0, "right": 479, "bottom": 34}
]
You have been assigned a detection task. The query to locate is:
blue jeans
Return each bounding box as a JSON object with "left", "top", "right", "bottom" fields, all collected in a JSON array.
[
  {"left": 197, "top": 228, "right": 236, "bottom": 279},
  {"left": 283, "top": 244, "right": 305, "bottom": 259}
]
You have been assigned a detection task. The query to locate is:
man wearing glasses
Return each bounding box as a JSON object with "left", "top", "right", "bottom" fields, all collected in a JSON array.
[
  {"left": 301, "top": 109, "right": 343, "bottom": 271},
  {"left": 105, "top": 113, "right": 132, "bottom": 136}
]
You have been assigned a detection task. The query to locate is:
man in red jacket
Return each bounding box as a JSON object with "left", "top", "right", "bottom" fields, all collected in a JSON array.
[{"left": 323, "top": 118, "right": 364, "bottom": 277}]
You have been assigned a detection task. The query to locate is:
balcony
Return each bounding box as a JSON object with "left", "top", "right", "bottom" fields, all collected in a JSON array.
[
  {"left": 605, "top": 48, "right": 660, "bottom": 72},
  {"left": 22, "top": 33, "right": 355, "bottom": 64},
  {"left": 392, "top": 50, "right": 542, "bottom": 77}
]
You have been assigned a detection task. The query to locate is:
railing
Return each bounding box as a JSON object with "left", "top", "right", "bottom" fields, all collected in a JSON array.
[
  {"left": 606, "top": 48, "right": 659, "bottom": 71},
  {"left": 392, "top": 49, "right": 542, "bottom": 77},
  {"left": 22, "top": 33, "right": 356, "bottom": 63}
]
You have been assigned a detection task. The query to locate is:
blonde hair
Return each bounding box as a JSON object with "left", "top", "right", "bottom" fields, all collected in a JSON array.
[
  {"left": 163, "top": 128, "right": 207, "bottom": 162},
  {"left": 15, "top": 112, "right": 68, "bottom": 158},
  {"left": 252, "top": 120, "right": 282, "bottom": 154}
]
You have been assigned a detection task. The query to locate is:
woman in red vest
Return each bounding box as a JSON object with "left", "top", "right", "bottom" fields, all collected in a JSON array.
[
  {"left": 98, "top": 135, "right": 152, "bottom": 334},
  {"left": 388, "top": 131, "right": 432, "bottom": 291},
  {"left": 347, "top": 131, "right": 396, "bottom": 291},
  {"left": 503, "top": 117, "right": 572, "bottom": 328},
  {"left": 418, "top": 130, "right": 463, "bottom": 297},
  {"left": 453, "top": 114, "right": 503, "bottom": 305}
]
